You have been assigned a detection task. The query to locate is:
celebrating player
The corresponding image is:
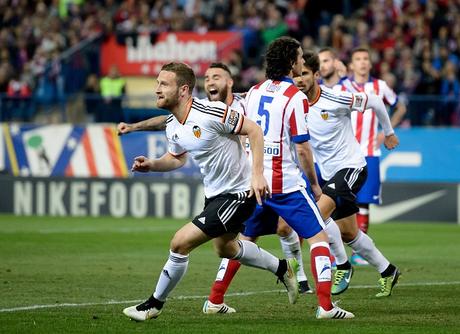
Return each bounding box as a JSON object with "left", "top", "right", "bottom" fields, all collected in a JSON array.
[
  {"left": 122, "top": 62, "right": 299, "bottom": 322},
  {"left": 118, "top": 62, "right": 314, "bottom": 301}
]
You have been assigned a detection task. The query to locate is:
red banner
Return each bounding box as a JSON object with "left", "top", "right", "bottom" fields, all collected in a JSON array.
[{"left": 101, "top": 32, "right": 242, "bottom": 76}]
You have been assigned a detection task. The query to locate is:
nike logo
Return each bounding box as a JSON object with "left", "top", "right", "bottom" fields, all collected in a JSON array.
[{"left": 370, "top": 190, "right": 446, "bottom": 222}]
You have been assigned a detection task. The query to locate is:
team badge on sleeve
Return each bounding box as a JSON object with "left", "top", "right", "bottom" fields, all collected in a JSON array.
[
  {"left": 228, "top": 109, "right": 240, "bottom": 127},
  {"left": 321, "top": 110, "right": 329, "bottom": 120},
  {"left": 351, "top": 92, "right": 368, "bottom": 112},
  {"left": 193, "top": 125, "right": 201, "bottom": 138}
]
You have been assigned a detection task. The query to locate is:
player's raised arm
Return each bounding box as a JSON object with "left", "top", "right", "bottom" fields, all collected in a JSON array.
[
  {"left": 118, "top": 115, "right": 168, "bottom": 135},
  {"left": 239, "top": 117, "right": 270, "bottom": 205}
]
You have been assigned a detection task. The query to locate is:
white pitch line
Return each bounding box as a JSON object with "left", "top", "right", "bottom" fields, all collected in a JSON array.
[{"left": 1, "top": 281, "right": 459, "bottom": 313}]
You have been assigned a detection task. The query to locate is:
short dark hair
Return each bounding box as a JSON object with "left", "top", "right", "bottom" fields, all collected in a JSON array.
[
  {"left": 160, "top": 62, "right": 196, "bottom": 92},
  {"left": 265, "top": 36, "right": 301, "bottom": 80},
  {"left": 303, "top": 50, "right": 320, "bottom": 74},
  {"left": 208, "top": 62, "right": 232, "bottom": 76},
  {"left": 318, "top": 47, "right": 338, "bottom": 58},
  {"left": 351, "top": 47, "right": 370, "bottom": 59}
]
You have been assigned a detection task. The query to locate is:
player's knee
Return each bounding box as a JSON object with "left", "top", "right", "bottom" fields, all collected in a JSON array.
[
  {"left": 215, "top": 246, "right": 236, "bottom": 259},
  {"left": 276, "top": 223, "right": 292, "bottom": 237},
  {"left": 341, "top": 230, "right": 357, "bottom": 243},
  {"left": 170, "top": 235, "right": 190, "bottom": 255}
]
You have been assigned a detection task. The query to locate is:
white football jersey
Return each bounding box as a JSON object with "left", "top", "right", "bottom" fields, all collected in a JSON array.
[
  {"left": 244, "top": 78, "right": 310, "bottom": 194},
  {"left": 229, "top": 93, "right": 245, "bottom": 111},
  {"left": 345, "top": 77, "right": 398, "bottom": 157},
  {"left": 166, "top": 98, "right": 250, "bottom": 198},
  {"left": 308, "top": 87, "right": 368, "bottom": 181}
]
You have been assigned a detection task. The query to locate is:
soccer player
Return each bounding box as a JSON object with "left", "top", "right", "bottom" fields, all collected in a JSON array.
[
  {"left": 117, "top": 63, "right": 244, "bottom": 134},
  {"left": 122, "top": 62, "right": 299, "bottom": 322},
  {"left": 346, "top": 47, "right": 407, "bottom": 266},
  {"left": 203, "top": 37, "right": 354, "bottom": 320},
  {"left": 294, "top": 51, "right": 401, "bottom": 298},
  {"left": 318, "top": 47, "right": 348, "bottom": 89},
  {"left": 118, "top": 62, "right": 313, "bottom": 296}
]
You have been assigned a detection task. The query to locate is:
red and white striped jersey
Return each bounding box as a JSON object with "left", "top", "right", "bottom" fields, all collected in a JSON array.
[
  {"left": 345, "top": 77, "right": 398, "bottom": 157},
  {"left": 244, "top": 78, "right": 310, "bottom": 194}
]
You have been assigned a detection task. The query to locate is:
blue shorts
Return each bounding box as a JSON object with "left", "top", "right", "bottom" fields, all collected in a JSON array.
[
  {"left": 356, "top": 156, "right": 381, "bottom": 204},
  {"left": 243, "top": 189, "right": 325, "bottom": 239}
]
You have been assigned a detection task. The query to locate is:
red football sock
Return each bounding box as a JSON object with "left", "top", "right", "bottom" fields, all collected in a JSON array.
[
  {"left": 357, "top": 208, "right": 369, "bottom": 234},
  {"left": 310, "top": 243, "right": 333, "bottom": 311},
  {"left": 208, "top": 259, "right": 241, "bottom": 304}
]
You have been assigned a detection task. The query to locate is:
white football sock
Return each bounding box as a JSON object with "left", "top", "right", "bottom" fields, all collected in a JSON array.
[
  {"left": 346, "top": 230, "right": 390, "bottom": 273},
  {"left": 325, "top": 217, "right": 348, "bottom": 265},
  {"left": 279, "top": 230, "right": 308, "bottom": 281},
  {"left": 153, "top": 250, "right": 189, "bottom": 302},
  {"left": 233, "top": 240, "right": 279, "bottom": 274}
]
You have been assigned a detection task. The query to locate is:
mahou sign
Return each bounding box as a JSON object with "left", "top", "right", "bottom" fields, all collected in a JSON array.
[{"left": 101, "top": 32, "right": 242, "bottom": 76}]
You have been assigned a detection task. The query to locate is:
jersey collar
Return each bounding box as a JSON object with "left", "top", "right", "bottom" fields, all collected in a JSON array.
[
  {"left": 180, "top": 97, "right": 194, "bottom": 124},
  {"left": 280, "top": 76, "right": 294, "bottom": 84}
]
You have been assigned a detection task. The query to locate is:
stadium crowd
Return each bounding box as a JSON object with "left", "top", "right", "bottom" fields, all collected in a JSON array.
[{"left": 0, "top": 0, "right": 459, "bottom": 125}]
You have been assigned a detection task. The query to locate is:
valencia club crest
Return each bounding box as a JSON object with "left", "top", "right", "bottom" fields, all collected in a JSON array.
[{"left": 193, "top": 125, "right": 201, "bottom": 138}]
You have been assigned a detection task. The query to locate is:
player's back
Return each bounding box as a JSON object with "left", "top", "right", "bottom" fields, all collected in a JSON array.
[{"left": 245, "top": 78, "right": 308, "bottom": 194}]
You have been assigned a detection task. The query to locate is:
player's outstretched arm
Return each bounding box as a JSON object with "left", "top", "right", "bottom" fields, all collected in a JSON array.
[
  {"left": 118, "top": 115, "right": 168, "bottom": 135},
  {"left": 295, "top": 141, "right": 322, "bottom": 201},
  {"left": 131, "top": 152, "right": 187, "bottom": 173},
  {"left": 239, "top": 118, "right": 270, "bottom": 205},
  {"left": 366, "top": 93, "right": 399, "bottom": 150}
]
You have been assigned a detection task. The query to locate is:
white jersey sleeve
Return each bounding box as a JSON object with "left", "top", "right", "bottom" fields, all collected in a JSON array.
[
  {"left": 207, "top": 103, "right": 245, "bottom": 135},
  {"left": 350, "top": 92, "right": 369, "bottom": 113}
]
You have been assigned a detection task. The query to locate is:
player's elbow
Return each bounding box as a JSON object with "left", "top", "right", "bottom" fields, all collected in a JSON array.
[{"left": 295, "top": 142, "right": 310, "bottom": 159}]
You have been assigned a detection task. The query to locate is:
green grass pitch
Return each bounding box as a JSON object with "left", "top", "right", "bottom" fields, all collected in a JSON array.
[{"left": 0, "top": 215, "right": 459, "bottom": 333}]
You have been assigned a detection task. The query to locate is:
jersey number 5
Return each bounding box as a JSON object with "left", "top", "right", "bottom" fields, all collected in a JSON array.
[{"left": 257, "top": 96, "right": 273, "bottom": 135}]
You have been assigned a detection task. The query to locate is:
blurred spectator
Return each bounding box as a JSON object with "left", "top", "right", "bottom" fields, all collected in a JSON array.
[
  {"left": 4, "top": 73, "right": 33, "bottom": 121},
  {"left": 261, "top": 4, "right": 288, "bottom": 46},
  {"left": 439, "top": 60, "right": 460, "bottom": 125},
  {"left": 84, "top": 73, "right": 101, "bottom": 120},
  {"left": 99, "top": 65, "right": 125, "bottom": 123},
  {"left": 1, "top": 0, "right": 459, "bottom": 126}
]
